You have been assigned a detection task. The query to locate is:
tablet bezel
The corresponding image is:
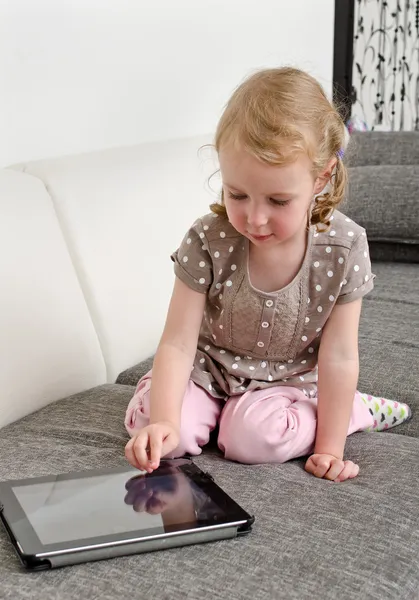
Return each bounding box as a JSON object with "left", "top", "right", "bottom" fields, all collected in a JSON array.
[{"left": 0, "top": 459, "right": 253, "bottom": 559}]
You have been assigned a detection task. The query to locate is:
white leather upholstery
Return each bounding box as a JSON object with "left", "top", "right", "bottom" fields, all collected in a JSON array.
[
  {"left": 4, "top": 135, "right": 216, "bottom": 415},
  {"left": 0, "top": 169, "right": 106, "bottom": 428}
]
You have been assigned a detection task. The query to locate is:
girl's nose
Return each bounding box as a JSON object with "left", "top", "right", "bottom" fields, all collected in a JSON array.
[{"left": 247, "top": 203, "right": 269, "bottom": 229}]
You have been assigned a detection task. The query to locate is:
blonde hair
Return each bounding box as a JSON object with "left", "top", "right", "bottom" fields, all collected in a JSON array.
[{"left": 210, "top": 67, "right": 348, "bottom": 231}]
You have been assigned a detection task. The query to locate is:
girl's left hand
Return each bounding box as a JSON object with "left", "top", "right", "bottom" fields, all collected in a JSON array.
[{"left": 304, "top": 453, "right": 360, "bottom": 483}]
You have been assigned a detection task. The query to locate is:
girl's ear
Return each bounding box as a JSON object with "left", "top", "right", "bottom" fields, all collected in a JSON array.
[{"left": 314, "top": 158, "right": 338, "bottom": 194}]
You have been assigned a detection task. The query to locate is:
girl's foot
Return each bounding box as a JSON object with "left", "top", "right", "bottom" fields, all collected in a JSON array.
[{"left": 359, "top": 393, "right": 412, "bottom": 432}]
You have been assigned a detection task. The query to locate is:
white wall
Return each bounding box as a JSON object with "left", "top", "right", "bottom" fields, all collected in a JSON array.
[{"left": 0, "top": 0, "right": 335, "bottom": 167}]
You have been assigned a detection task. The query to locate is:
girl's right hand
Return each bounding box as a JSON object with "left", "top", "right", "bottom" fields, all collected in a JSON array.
[{"left": 125, "top": 421, "right": 180, "bottom": 473}]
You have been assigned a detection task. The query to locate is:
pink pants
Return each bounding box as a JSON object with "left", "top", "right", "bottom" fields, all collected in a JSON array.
[{"left": 124, "top": 371, "right": 374, "bottom": 464}]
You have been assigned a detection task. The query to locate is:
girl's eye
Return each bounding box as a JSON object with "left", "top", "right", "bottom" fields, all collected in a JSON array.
[
  {"left": 271, "top": 199, "right": 290, "bottom": 207},
  {"left": 227, "top": 192, "right": 290, "bottom": 207},
  {"left": 228, "top": 192, "right": 247, "bottom": 201}
]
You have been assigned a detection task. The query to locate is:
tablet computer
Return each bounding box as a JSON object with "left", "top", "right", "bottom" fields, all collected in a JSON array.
[{"left": 0, "top": 458, "right": 254, "bottom": 570}]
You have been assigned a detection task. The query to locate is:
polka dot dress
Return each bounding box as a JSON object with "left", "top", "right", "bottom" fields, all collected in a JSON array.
[{"left": 171, "top": 210, "right": 375, "bottom": 399}]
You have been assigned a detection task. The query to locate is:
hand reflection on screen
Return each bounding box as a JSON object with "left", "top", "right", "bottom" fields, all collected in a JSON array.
[{"left": 124, "top": 464, "right": 196, "bottom": 526}]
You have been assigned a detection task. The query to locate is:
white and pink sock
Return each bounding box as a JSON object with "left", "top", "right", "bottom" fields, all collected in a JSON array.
[{"left": 359, "top": 393, "right": 412, "bottom": 432}]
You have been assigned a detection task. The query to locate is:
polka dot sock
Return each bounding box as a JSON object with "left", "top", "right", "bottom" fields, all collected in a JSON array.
[{"left": 359, "top": 393, "right": 412, "bottom": 432}]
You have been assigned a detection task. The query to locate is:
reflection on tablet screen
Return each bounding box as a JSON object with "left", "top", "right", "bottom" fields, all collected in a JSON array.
[{"left": 11, "top": 465, "right": 225, "bottom": 545}]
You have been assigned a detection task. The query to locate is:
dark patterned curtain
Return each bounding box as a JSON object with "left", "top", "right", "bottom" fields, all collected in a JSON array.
[{"left": 352, "top": 0, "right": 419, "bottom": 130}]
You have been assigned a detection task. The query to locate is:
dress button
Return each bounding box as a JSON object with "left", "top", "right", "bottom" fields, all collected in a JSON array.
[
  {"left": 265, "top": 300, "right": 273, "bottom": 307},
  {"left": 262, "top": 322, "right": 269, "bottom": 328},
  {"left": 257, "top": 341, "right": 264, "bottom": 348}
]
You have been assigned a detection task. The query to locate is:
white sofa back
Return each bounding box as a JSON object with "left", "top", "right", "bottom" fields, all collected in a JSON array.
[{"left": 1, "top": 134, "right": 216, "bottom": 428}]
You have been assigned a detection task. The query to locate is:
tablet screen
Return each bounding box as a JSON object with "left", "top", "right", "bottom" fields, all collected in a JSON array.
[{"left": 11, "top": 463, "right": 226, "bottom": 546}]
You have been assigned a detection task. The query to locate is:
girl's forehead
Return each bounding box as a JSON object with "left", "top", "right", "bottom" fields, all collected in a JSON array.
[{"left": 219, "top": 147, "right": 314, "bottom": 185}]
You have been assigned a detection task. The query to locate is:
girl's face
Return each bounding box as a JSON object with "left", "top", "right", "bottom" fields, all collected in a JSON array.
[{"left": 219, "top": 146, "right": 330, "bottom": 248}]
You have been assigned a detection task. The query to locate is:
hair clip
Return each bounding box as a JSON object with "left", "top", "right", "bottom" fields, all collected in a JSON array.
[{"left": 337, "top": 148, "right": 345, "bottom": 159}]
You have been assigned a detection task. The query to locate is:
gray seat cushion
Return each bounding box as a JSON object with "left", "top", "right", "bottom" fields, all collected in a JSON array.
[
  {"left": 0, "top": 384, "right": 418, "bottom": 599},
  {"left": 358, "top": 262, "right": 419, "bottom": 438}
]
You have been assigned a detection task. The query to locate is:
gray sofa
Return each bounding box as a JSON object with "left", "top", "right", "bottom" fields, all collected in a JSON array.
[{"left": 1, "top": 132, "right": 418, "bottom": 600}]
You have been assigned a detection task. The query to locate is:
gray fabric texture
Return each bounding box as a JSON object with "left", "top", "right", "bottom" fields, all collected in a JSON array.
[
  {"left": 0, "top": 384, "right": 419, "bottom": 600},
  {"left": 358, "top": 262, "right": 419, "bottom": 438},
  {"left": 342, "top": 165, "right": 419, "bottom": 244},
  {"left": 347, "top": 131, "right": 419, "bottom": 167},
  {"left": 368, "top": 242, "right": 419, "bottom": 264}
]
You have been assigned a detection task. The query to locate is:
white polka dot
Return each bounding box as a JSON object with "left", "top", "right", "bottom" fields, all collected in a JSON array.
[
  {"left": 231, "top": 264, "right": 237, "bottom": 271},
  {"left": 266, "top": 300, "right": 273, "bottom": 307},
  {"left": 199, "top": 278, "right": 205, "bottom": 284},
  {"left": 338, "top": 257, "right": 344, "bottom": 264},
  {"left": 212, "top": 334, "right": 216, "bottom": 340},
  {"left": 204, "top": 345, "right": 210, "bottom": 351},
  {"left": 199, "top": 233, "right": 205, "bottom": 239},
  {"left": 314, "top": 261, "right": 320, "bottom": 268},
  {"left": 354, "top": 288, "right": 358, "bottom": 292},
  {"left": 200, "top": 358, "right": 205, "bottom": 364},
  {"left": 216, "top": 283, "right": 221, "bottom": 289},
  {"left": 343, "top": 278, "right": 347, "bottom": 285},
  {"left": 268, "top": 375, "right": 273, "bottom": 381},
  {"left": 226, "top": 280, "right": 232, "bottom": 287},
  {"left": 219, "top": 349, "right": 226, "bottom": 354},
  {"left": 354, "top": 265, "right": 360, "bottom": 272},
  {"left": 307, "top": 297, "right": 311, "bottom": 304},
  {"left": 240, "top": 386, "right": 246, "bottom": 391},
  {"left": 288, "top": 360, "right": 294, "bottom": 363},
  {"left": 345, "top": 218, "right": 351, "bottom": 222},
  {"left": 316, "top": 327, "right": 322, "bottom": 332},
  {"left": 308, "top": 347, "right": 314, "bottom": 353},
  {"left": 316, "top": 285, "right": 322, "bottom": 291},
  {"left": 279, "top": 365, "right": 285, "bottom": 370},
  {"left": 249, "top": 366, "right": 255, "bottom": 371},
  {"left": 186, "top": 238, "right": 191, "bottom": 245},
  {"left": 305, "top": 317, "right": 310, "bottom": 323},
  {"left": 218, "top": 269, "right": 223, "bottom": 276},
  {"left": 302, "top": 335, "right": 308, "bottom": 342},
  {"left": 261, "top": 361, "right": 267, "bottom": 368},
  {"left": 199, "top": 261, "right": 206, "bottom": 268},
  {"left": 301, "top": 360, "right": 307, "bottom": 364},
  {"left": 329, "top": 295, "right": 335, "bottom": 301},
  {"left": 210, "top": 318, "right": 213, "bottom": 324},
  {"left": 208, "top": 384, "right": 212, "bottom": 391},
  {"left": 257, "top": 341, "right": 264, "bottom": 348},
  {"left": 299, "top": 376, "right": 305, "bottom": 381},
  {"left": 219, "top": 324, "right": 223, "bottom": 329},
  {"left": 364, "top": 251, "right": 368, "bottom": 258},
  {"left": 183, "top": 256, "right": 188, "bottom": 263},
  {"left": 232, "top": 363, "right": 238, "bottom": 369},
  {"left": 262, "top": 322, "right": 269, "bottom": 328},
  {"left": 348, "top": 231, "right": 354, "bottom": 237},
  {"left": 317, "top": 306, "right": 323, "bottom": 313},
  {"left": 202, "top": 246, "right": 207, "bottom": 251},
  {"left": 214, "top": 251, "right": 220, "bottom": 258},
  {"left": 203, "top": 225, "right": 209, "bottom": 231},
  {"left": 220, "top": 232, "right": 226, "bottom": 238},
  {"left": 365, "top": 275, "right": 369, "bottom": 282},
  {"left": 219, "top": 294, "right": 223, "bottom": 300},
  {"left": 326, "top": 247, "right": 331, "bottom": 253},
  {"left": 229, "top": 246, "right": 233, "bottom": 253},
  {"left": 327, "top": 271, "right": 334, "bottom": 278},
  {"left": 330, "top": 230, "right": 336, "bottom": 236}
]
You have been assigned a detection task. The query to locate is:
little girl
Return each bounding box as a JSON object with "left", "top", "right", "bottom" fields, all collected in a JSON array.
[{"left": 125, "top": 67, "right": 411, "bottom": 483}]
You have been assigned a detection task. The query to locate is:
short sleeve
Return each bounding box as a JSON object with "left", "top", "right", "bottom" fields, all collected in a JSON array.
[
  {"left": 171, "top": 219, "right": 213, "bottom": 293},
  {"left": 337, "top": 231, "right": 375, "bottom": 304}
]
